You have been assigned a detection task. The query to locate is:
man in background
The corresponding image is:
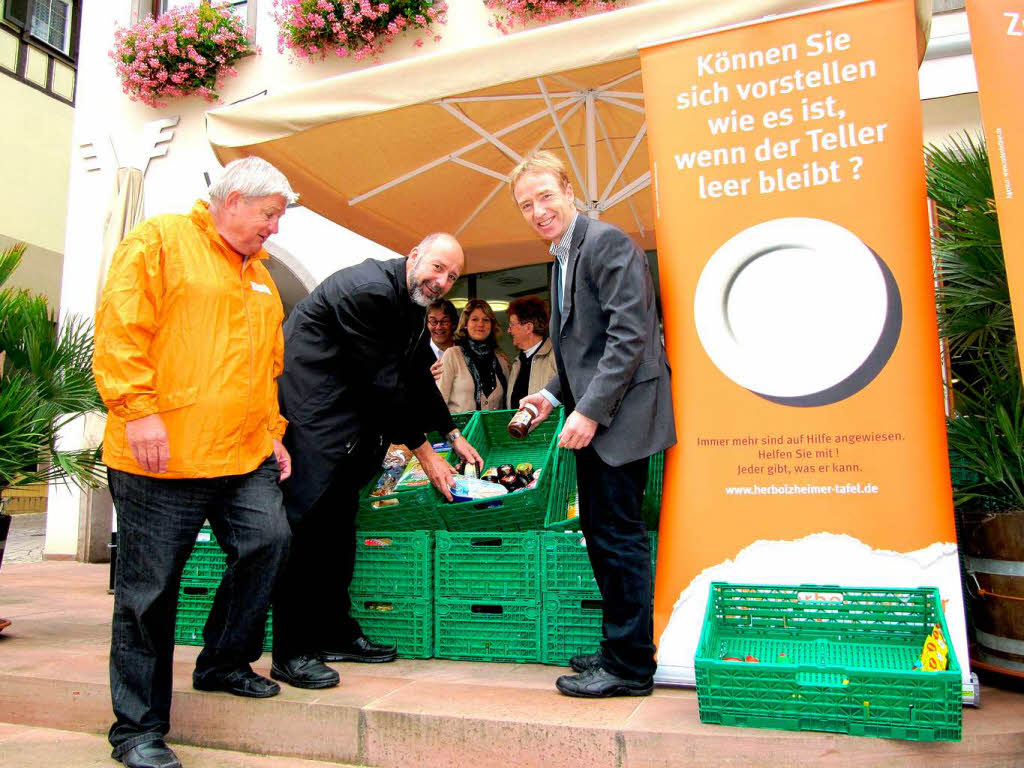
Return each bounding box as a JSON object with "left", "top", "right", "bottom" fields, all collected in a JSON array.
[
  {"left": 505, "top": 295, "right": 557, "bottom": 408},
  {"left": 94, "top": 157, "right": 295, "bottom": 768},
  {"left": 414, "top": 298, "right": 458, "bottom": 380}
]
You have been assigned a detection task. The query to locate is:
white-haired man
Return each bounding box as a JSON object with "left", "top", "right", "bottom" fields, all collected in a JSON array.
[
  {"left": 94, "top": 157, "right": 297, "bottom": 768},
  {"left": 270, "top": 233, "right": 483, "bottom": 688}
]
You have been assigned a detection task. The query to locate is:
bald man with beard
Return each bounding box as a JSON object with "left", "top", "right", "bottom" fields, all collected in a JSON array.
[{"left": 270, "top": 233, "right": 482, "bottom": 689}]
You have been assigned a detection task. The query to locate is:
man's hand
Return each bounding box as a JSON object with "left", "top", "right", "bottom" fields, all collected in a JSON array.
[
  {"left": 412, "top": 441, "right": 457, "bottom": 502},
  {"left": 518, "top": 392, "right": 554, "bottom": 431},
  {"left": 430, "top": 358, "right": 444, "bottom": 382},
  {"left": 125, "top": 413, "right": 170, "bottom": 474},
  {"left": 451, "top": 435, "right": 483, "bottom": 474},
  {"left": 558, "top": 410, "right": 598, "bottom": 450},
  {"left": 272, "top": 438, "right": 292, "bottom": 482}
]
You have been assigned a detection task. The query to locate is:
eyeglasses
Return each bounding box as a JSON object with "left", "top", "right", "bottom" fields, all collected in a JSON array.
[{"left": 427, "top": 318, "right": 452, "bottom": 327}]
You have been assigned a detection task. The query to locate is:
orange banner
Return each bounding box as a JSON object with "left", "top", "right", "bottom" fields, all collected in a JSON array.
[
  {"left": 640, "top": 0, "right": 969, "bottom": 687},
  {"left": 967, "top": 0, "right": 1024, "bottom": 367}
]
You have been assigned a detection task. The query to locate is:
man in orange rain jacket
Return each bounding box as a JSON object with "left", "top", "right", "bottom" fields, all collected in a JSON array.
[{"left": 93, "top": 157, "right": 295, "bottom": 768}]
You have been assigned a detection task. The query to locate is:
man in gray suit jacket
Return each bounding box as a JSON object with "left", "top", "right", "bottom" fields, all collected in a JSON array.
[{"left": 514, "top": 151, "right": 676, "bottom": 698}]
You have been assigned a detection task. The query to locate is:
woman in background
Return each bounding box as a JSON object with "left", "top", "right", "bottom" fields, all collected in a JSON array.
[{"left": 437, "top": 299, "right": 510, "bottom": 413}]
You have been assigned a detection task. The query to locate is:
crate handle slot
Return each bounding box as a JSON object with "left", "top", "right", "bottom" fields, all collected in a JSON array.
[
  {"left": 471, "top": 604, "right": 503, "bottom": 614},
  {"left": 470, "top": 537, "right": 505, "bottom": 547},
  {"left": 362, "top": 537, "right": 394, "bottom": 548},
  {"left": 362, "top": 601, "right": 395, "bottom": 611},
  {"left": 181, "top": 586, "right": 210, "bottom": 596},
  {"left": 472, "top": 499, "right": 506, "bottom": 510},
  {"left": 580, "top": 600, "right": 602, "bottom": 611}
]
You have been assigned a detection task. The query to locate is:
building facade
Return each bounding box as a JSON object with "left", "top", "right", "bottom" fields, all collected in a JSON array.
[{"left": 46, "top": 0, "right": 983, "bottom": 558}]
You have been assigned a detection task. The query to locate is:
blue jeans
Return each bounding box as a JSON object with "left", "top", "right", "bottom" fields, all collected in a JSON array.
[{"left": 107, "top": 456, "right": 290, "bottom": 758}]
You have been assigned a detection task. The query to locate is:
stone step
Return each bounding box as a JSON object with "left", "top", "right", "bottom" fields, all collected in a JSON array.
[
  {"left": 0, "top": 722, "right": 365, "bottom": 767},
  {"left": 2, "top": 561, "right": 1023, "bottom": 768}
]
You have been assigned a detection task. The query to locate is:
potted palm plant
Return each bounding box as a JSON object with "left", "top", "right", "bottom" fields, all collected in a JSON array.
[
  {"left": 0, "top": 243, "right": 105, "bottom": 571},
  {"left": 926, "top": 132, "right": 1024, "bottom": 679}
]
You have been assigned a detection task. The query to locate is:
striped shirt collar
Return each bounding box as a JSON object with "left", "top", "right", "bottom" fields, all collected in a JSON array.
[{"left": 548, "top": 213, "right": 579, "bottom": 267}]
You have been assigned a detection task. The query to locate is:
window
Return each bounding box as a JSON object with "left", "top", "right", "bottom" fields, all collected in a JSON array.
[
  {"left": 158, "top": 1, "right": 248, "bottom": 19},
  {"left": 28, "top": 0, "right": 70, "bottom": 54},
  {"left": 154, "top": 1, "right": 254, "bottom": 33},
  {"left": 2, "top": 0, "right": 78, "bottom": 59}
]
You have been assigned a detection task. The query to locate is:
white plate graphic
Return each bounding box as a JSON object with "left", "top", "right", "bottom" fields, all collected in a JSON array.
[{"left": 694, "top": 218, "right": 901, "bottom": 406}]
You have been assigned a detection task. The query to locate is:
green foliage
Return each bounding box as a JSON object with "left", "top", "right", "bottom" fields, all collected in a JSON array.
[
  {"left": 0, "top": 243, "right": 105, "bottom": 492},
  {"left": 927, "top": 133, "right": 1022, "bottom": 511}
]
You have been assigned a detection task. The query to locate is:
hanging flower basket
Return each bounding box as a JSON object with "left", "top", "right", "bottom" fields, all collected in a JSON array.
[
  {"left": 273, "top": 0, "right": 448, "bottom": 62},
  {"left": 484, "top": 0, "right": 620, "bottom": 34},
  {"left": 110, "top": 1, "right": 257, "bottom": 108}
]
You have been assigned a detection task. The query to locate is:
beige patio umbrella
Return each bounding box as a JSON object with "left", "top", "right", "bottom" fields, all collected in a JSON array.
[{"left": 207, "top": 0, "right": 931, "bottom": 274}]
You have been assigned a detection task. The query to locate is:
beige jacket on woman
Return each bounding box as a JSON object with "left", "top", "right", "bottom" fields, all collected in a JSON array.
[
  {"left": 505, "top": 337, "right": 558, "bottom": 409},
  {"left": 437, "top": 345, "right": 510, "bottom": 413}
]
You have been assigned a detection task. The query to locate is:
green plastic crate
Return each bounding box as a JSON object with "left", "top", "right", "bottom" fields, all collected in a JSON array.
[
  {"left": 642, "top": 451, "right": 665, "bottom": 531},
  {"left": 175, "top": 581, "right": 273, "bottom": 652},
  {"left": 695, "top": 583, "right": 962, "bottom": 742},
  {"left": 350, "top": 595, "right": 433, "bottom": 659},
  {"left": 181, "top": 527, "right": 226, "bottom": 583},
  {"left": 434, "top": 531, "right": 540, "bottom": 600},
  {"left": 544, "top": 449, "right": 664, "bottom": 532},
  {"left": 434, "top": 598, "right": 541, "bottom": 662},
  {"left": 355, "top": 412, "right": 477, "bottom": 531},
  {"left": 541, "top": 594, "right": 604, "bottom": 666},
  {"left": 351, "top": 530, "right": 433, "bottom": 598},
  {"left": 948, "top": 450, "right": 980, "bottom": 488},
  {"left": 540, "top": 530, "right": 658, "bottom": 596},
  {"left": 440, "top": 408, "right": 565, "bottom": 532}
]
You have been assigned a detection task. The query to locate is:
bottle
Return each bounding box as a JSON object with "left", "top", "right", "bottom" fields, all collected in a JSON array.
[{"left": 507, "top": 402, "right": 539, "bottom": 438}]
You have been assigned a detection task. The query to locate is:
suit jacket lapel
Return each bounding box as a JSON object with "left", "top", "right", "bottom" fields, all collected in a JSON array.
[{"left": 560, "top": 215, "right": 589, "bottom": 332}]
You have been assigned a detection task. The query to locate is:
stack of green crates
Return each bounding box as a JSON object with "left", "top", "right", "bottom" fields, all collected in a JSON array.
[
  {"left": 175, "top": 527, "right": 274, "bottom": 651},
  {"left": 350, "top": 531, "right": 434, "bottom": 658},
  {"left": 538, "top": 530, "right": 657, "bottom": 666},
  {"left": 694, "top": 582, "right": 962, "bottom": 742},
  {"left": 433, "top": 531, "right": 542, "bottom": 662}
]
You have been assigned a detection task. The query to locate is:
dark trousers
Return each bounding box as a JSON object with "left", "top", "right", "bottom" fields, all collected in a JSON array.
[
  {"left": 273, "top": 449, "right": 380, "bottom": 659},
  {"left": 107, "top": 457, "right": 290, "bottom": 758},
  {"left": 575, "top": 444, "right": 655, "bottom": 681}
]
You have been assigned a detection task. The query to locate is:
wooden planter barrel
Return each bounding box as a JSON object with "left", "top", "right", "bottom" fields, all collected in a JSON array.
[
  {"left": 961, "top": 509, "right": 1024, "bottom": 678},
  {"left": 0, "top": 500, "right": 10, "bottom": 570}
]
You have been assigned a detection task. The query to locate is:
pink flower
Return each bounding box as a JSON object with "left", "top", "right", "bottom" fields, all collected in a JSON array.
[
  {"left": 110, "top": 2, "right": 253, "bottom": 106},
  {"left": 273, "top": 0, "right": 446, "bottom": 62}
]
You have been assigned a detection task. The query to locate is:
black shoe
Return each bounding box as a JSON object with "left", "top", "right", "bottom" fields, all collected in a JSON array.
[
  {"left": 555, "top": 666, "right": 654, "bottom": 698},
  {"left": 116, "top": 739, "right": 182, "bottom": 768},
  {"left": 570, "top": 651, "right": 602, "bottom": 673},
  {"left": 192, "top": 666, "right": 280, "bottom": 698},
  {"left": 322, "top": 635, "right": 397, "bottom": 663},
  {"left": 271, "top": 654, "right": 340, "bottom": 689}
]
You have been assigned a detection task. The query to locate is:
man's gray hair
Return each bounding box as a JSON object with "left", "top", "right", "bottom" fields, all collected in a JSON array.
[{"left": 209, "top": 157, "right": 299, "bottom": 206}]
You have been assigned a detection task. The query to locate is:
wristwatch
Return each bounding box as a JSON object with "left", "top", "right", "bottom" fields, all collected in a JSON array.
[{"left": 445, "top": 428, "right": 462, "bottom": 443}]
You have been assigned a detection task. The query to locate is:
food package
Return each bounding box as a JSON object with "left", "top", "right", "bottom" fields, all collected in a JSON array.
[
  {"left": 395, "top": 450, "right": 452, "bottom": 491},
  {"left": 451, "top": 476, "right": 509, "bottom": 502},
  {"left": 919, "top": 625, "right": 949, "bottom": 671},
  {"left": 566, "top": 487, "right": 579, "bottom": 519}
]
